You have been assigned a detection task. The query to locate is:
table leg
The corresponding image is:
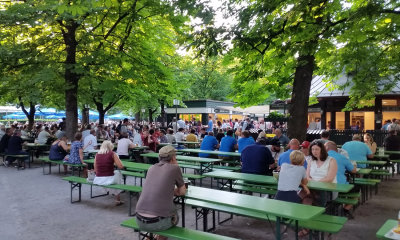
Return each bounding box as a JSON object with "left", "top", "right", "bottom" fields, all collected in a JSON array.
[{"left": 275, "top": 216, "right": 281, "bottom": 240}]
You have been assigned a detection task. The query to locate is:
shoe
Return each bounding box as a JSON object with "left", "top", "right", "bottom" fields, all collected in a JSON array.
[
  {"left": 298, "top": 229, "right": 309, "bottom": 238},
  {"left": 344, "top": 209, "right": 354, "bottom": 220},
  {"left": 3, "top": 161, "right": 9, "bottom": 167},
  {"left": 115, "top": 201, "right": 124, "bottom": 206}
]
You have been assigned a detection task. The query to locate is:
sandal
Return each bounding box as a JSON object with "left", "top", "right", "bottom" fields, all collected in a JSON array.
[
  {"left": 298, "top": 229, "right": 309, "bottom": 238},
  {"left": 115, "top": 201, "right": 124, "bottom": 206}
]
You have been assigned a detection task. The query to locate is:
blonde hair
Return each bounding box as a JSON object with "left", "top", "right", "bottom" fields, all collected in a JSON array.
[
  {"left": 98, "top": 140, "right": 114, "bottom": 154},
  {"left": 290, "top": 150, "right": 305, "bottom": 166}
]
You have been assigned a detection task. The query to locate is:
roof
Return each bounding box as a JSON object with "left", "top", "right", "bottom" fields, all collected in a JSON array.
[
  {"left": 310, "top": 75, "right": 400, "bottom": 98},
  {"left": 217, "top": 105, "right": 270, "bottom": 114}
]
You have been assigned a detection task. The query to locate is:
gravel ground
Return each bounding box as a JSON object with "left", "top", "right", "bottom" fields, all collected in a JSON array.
[{"left": 1, "top": 160, "right": 399, "bottom": 240}]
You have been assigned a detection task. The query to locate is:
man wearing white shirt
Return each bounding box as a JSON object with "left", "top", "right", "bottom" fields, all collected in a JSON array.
[
  {"left": 83, "top": 130, "right": 97, "bottom": 152},
  {"left": 37, "top": 127, "right": 52, "bottom": 144},
  {"left": 132, "top": 129, "right": 143, "bottom": 147},
  {"left": 175, "top": 128, "right": 185, "bottom": 142},
  {"left": 177, "top": 119, "right": 186, "bottom": 129},
  {"left": 117, "top": 132, "right": 135, "bottom": 159}
]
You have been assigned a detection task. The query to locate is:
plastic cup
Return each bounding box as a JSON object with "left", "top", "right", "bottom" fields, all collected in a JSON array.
[{"left": 273, "top": 171, "right": 279, "bottom": 181}]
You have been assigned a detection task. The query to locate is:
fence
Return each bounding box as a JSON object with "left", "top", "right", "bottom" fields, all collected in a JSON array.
[{"left": 306, "top": 129, "right": 389, "bottom": 147}]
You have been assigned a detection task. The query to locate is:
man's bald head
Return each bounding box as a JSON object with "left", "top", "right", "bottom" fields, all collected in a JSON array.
[
  {"left": 289, "top": 139, "right": 300, "bottom": 150},
  {"left": 325, "top": 141, "right": 337, "bottom": 152},
  {"left": 275, "top": 129, "right": 282, "bottom": 137}
]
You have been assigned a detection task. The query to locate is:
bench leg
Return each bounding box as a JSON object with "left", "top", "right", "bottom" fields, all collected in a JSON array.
[
  {"left": 90, "top": 185, "right": 109, "bottom": 199},
  {"left": 217, "top": 210, "right": 233, "bottom": 225},
  {"left": 128, "top": 192, "right": 134, "bottom": 216},
  {"left": 70, "top": 182, "right": 81, "bottom": 203},
  {"left": 276, "top": 216, "right": 282, "bottom": 240}
]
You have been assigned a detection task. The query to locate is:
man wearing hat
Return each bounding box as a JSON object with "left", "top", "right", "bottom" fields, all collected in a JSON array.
[
  {"left": 135, "top": 146, "right": 186, "bottom": 237},
  {"left": 299, "top": 141, "right": 311, "bottom": 163}
]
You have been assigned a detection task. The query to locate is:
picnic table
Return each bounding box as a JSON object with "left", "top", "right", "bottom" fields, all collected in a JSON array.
[
  {"left": 203, "top": 170, "right": 353, "bottom": 193},
  {"left": 357, "top": 168, "right": 372, "bottom": 175},
  {"left": 355, "top": 160, "right": 386, "bottom": 166},
  {"left": 24, "top": 143, "right": 48, "bottom": 163},
  {"left": 178, "top": 148, "right": 241, "bottom": 157},
  {"left": 376, "top": 219, "right": 398, "bottom": 239},
  {"left": 141, "top": 152, "right": 221, "bottom": 174},
  {"left": 183, "top": 186, "right": 325, "bottom": 240}
]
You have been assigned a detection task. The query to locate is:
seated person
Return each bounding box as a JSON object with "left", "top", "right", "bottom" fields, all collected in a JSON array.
[
  {"left": 273, "top": 128, "right": 290, "bottom": 146},
  {"left": 49, "top": 133, "right": 69, "bottom": 160},
  {"left": 5, "top": 130, "right": 29, "bottom": 168},
  {"left": 0, "top": 128, "right": 12, "bottom": 154},
  {"left": 93, "top": 141, "right": 124, "bottom": 205},
  {"left": 135, "top": 146, "right": 186, "bottom": 238},
  {"left": 159, "top": 129, "right": 169, "bottom": 144},
  {"left": 185, "top": 129, "right": 198, "bottom": 142},
  {"left": 199, "top": 132, "right": 219, "bottom": 158},
  {"left": 64, "top": 132, "right": 87, "bottom": 176},
  {"left": 342, "top": 134, "right": 373, "bottom": 168},
  {"left": 83, "top": 129, "right": 97, "bottom": 152},
  {"left": 37, "top": 126, "right": 52, "bottom": 144},
  {"left": 174, "top": 128, "right": 185, "bottom": 142},
  {"left": 241, "top": 138, "right": 275, "bottom": 175},
  {"left": 218, "top": 130, "right": 238, "bottom": 158},
  {"left": 116, "top": 132, "right": 135, "bottom": 159},
  {"left": 278, "top": 139, "right": 307, "bottom": 169},
  {"left": 275, "top": 150, "right": 310, "bottom": 203},
  {"left": 237, "top": 130, "right": 255, "bottom": 153},
  {"left": 165, "top": 128, "right": 176, "bottom": 144}
]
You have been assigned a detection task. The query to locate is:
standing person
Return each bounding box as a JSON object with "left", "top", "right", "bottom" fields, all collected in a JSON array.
[
  {"left": 381, "top": 119, "right": 392, "bottom": 130},
  {"left": 135, "top": 146, "right": 186, "bottom": 238},
  {"left": 241, "top": 138, "right": 275, "bottom": 175},
  {"left": 116, "top": 132, "right": 135, "bottom": 159},
  {"left": 342, "top": 134, "right": 373, "bottom": 168},
  {"left": 241, "top": 118, "right": 250, "bottom": 131},
  {"left": 119, "top": 118, "right": 130, "bottom": 134},
  {"left": 93, "top": 141, "right": 125, "bottom": 205},
  {"left": 199, "top": 132, "right": 219, "bottom": 158},
  {"left": 363, "top": 133, "right": 377, "bottom": 155},
  {"left": 64, "top": 132, "right": 87, "bottom": 176},
  {"left": 237, "top": 130, "right": 255, "bottom": 153},
  {"left": 233, "top": 119, "right": 240, "bottom": 132},
  {"left": 207, "top": 116, "right": 213, "bottom": 133},
  {"left": 275, "top": 150, "right": 310, "bottom": 203}
]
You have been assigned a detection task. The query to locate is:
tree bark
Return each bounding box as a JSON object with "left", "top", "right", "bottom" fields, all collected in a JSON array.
[
  {"left": 19, "top": 99, "right": 36, "bottom": 131},
  {"left": 63, "top": 21, "right": 79, "bottom": 140},
  {"left": 160, "top": 100, "right": 166, "bottom": 127},
  {"left": 287, "top": 54, "right": 315, "bottom": 141}
]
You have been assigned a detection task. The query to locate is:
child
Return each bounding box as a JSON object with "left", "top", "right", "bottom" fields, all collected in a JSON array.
[{"left": 275, "top": 150, "right": 310, "bottom": 203}]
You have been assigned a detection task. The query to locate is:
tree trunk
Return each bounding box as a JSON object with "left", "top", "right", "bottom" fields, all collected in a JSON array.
[
  {"left": 19, "top": 99, "right": 36, "bottom": 131},
  {"left": 135, "top": 112, "right": 140, "bottom": 122},
  {"left": 148, "top": 108, "right": 153, "bottom": 123},
  {"left": 287, "top": 54, "right": 315, "bottom": 141},
  {"left": 81, "top": 107, "right": 89, "bottom": 126},
  {"left": 160, "top": 100, "right": 166, "bottom": 127},
  {"left": 98, "top": 110, "right": 105, "bottom": 125},
  {"left": 63, "top": 21, "right": 79, "bottom": 140}
]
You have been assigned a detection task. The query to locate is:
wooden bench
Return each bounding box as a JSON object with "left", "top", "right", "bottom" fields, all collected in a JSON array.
[
  {"left": 121, "top": 218, "right": 239, "bottom": 240},
  {"left": 62, "top": 176, "right": 142, "bottom": 216},
  {"left": 185, "top": 199, "right": 347, "bottom": 238},
  {"left": 232, "top": 180, "right": 277, "bottom": 196},
  {"left": 40, "top": 157, "right": 85, "bottom": 176}
]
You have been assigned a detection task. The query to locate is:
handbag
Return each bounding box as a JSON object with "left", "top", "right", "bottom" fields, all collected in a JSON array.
[
  {"left": 87, "top": 170, "right": 96, "bottom": 182},
  {"left": 113, "top": 170, "right": 122, "bottom": 184}
]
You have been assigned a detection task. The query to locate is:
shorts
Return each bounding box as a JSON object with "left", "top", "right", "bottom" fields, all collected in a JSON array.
[{"left": 136, "top": 212, "right": 179, "bottom": 232}]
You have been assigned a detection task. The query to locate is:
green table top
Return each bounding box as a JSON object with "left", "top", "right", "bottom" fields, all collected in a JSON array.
[
  {"left": 357, "top": 168, "right": 372, "bottom": 175},
  {"left": 186, "top": 186, "right": 324, "bottom": 221},
  {"left": 374, "top": 155, "right": 390, "bottom": 159},
  {"left": 383, "top": 150, "right": 400, "bottom": 155},
  {"left": 203, "top": 171, "right": 277, "bottom": 185},
  {"left": 159, "top": 143, "right": 178, "bottom": 147},
  {"left": 141, "top": 152, "right": 222, "bottom": 163},
  {"left": 376, "top": 219, "right": 398, "bottom": 239},
  {"left": 83, "top": 159, "right": 151, "bottom": 171},
  {"left": 130, "top": 146, "right": 149, "bottom": 151},
  {"left": 176, "top": 141, "right": 200, "bottom": 144},
  {"left": 307, "top": 181, "right": 353, "bottom": 193},
  {"left": 203, "top": 171, "right": 353, "bottom": 193},
  {"left": 355, "top": 160, "right": 386, "bottom": 165},
  {"left": 178, "top": 148, "right": 241, "bottom": 157}
]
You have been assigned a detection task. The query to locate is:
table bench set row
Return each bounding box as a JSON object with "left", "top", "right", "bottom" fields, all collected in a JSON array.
[{"left": 31, "top": 146, "right": 400, "bottom": 239}]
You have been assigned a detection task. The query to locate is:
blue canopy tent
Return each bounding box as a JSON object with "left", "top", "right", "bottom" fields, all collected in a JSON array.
[
  {"left": 106, "top": 113, "right": 134, "bottom": 120},
  {"left": 2, "top": 114, "right": 27, "bottom": 119}
]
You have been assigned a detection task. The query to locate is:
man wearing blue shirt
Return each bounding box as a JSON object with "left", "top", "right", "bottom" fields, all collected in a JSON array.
[
  {"left": 273, "top": 129, "right": 290, "bottom": 146},
  {"left": 199, "top": 132, "right": 219, "bottom": 158},
  {"left": 207, "top": 116, "right": 213, "bottom": 132},
  {"left": 325, "top": 141, "right": 356, "bottom": 184},
  {"left": 278, "top": 139, "right": 307, "bottom": 169},
  {"left": 238, "top": 131, "right": 255, "bottom": 153},
  {"left": 219, "top": 130, "right": 238, "bottom": 158},
  {"left": 342, "top": 135, "right": 373, "bottom": 168},
  {"left": 241, "top": 139, "right": 275, "bottom": 175}
]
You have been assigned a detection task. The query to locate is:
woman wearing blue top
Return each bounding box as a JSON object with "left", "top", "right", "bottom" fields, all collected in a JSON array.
[{"left": 64, "top": 132, "right": 87, "bottom": 176}]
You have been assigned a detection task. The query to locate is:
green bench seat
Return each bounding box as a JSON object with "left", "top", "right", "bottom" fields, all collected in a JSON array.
[
  {"left": 213, "top": 165, "right": 241, "bottom": 171},
  {"left": 332, "top": 197, "right": 358, "bottom": 205},
  {"left": 122, "top": 170, "right": 205, "bottom": 186},
  {"left": 40, "top": 157, "right": 85, "bottom": 175},
  {"left": 62, "top": 176, "right": 142, "bottom": 216},
  {"left": 4, "top": 154, "right": 28, "bottom": 169},
  {"left": 121, "top": 218, "right": 239, "bottom": 240},
  {"left": 338, "top": 192, "right": 361, "bottom": 198},
  {"left": 185, "top": 199, "right": 346, "bottom": 235},
  {"left": 232, "top": 185, "right": 277, "bottom": 195}
]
